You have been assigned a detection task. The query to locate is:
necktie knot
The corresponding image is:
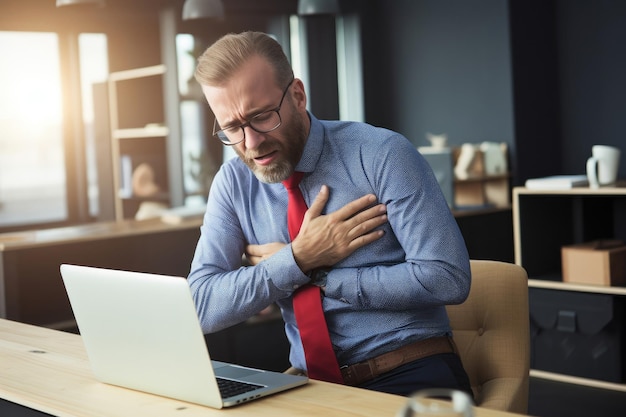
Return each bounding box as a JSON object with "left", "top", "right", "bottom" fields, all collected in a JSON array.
[
  {"left": 282, "top": 171, "right": 304, "bottom": 190},
  {"left": 282, "top": 171, "right": 307, "bottom": 240}
]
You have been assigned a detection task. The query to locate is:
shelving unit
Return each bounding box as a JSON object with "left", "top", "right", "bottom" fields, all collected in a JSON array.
[
  {"left": 513, "top": 186, "right": 626, "bottom": 392},
  {"left": 108, "top": 65, "right": 176, "bottom": 220},
  {"left": 454, "top": 173, "right": 511, "bottom": 208},
  {"left": 452, "top": 144, "right": 511, "bottom": 209}
]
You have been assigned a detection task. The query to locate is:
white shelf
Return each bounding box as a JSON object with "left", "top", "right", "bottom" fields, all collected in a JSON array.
[
  {"left": 528, "top": 279, "right": 626, "bottom": 296},
  {"left": 530, "top": 369, "right": 626, "bottom": 392},
  {"left": 454, "top": 173, "right": 510, "bottom": 183},
  {"left": 108, "top": 64, "right": 166, "bottom": 81},
  {"left": 515, "top": 185, "right": 626, "bottom": 196},
  {"left": 112, "top": 126, "right": 169, "bottom": 140}
]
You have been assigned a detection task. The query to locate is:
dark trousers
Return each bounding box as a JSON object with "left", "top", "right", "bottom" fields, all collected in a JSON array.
[{"left": 359, "top": 353, "right": 474, "bottom": 400}]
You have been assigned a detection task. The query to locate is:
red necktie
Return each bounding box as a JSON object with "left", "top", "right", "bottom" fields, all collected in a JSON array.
[{"left": 282, "top": 172, "right": 344, "bottom": 383}]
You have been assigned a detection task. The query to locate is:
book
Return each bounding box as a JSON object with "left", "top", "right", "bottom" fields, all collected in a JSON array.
[
  {"left": 524, "top": 175, "right": 589, "bottom": 190},
  {"left": 118, "top": 154, "right": 133, "bottom": 198}
]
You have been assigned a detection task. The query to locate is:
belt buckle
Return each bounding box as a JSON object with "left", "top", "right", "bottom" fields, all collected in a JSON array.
[{"left": 339, "top": 364, "right": 353, "bottom": 385}]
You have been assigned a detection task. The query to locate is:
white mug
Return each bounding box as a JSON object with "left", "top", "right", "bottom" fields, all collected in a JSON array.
[
  {"left": 396, "top": 389, "right": 474, "bottom": 417},
  {"left": 586, "top": 145, "right": 621, "bottom": 188}
]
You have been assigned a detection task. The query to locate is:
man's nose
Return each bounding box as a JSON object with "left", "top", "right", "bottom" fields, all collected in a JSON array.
[{"left": 243, "top": 126, "right": 265, "bottom": 149}]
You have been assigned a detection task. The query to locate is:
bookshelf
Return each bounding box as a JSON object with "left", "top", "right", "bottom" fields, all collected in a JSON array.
[
  {"left": 513, "top": 186, "right": 626, "bottom": 391},
  {"left": 108, "top": 65, "right": 177, "bottom": 220}
]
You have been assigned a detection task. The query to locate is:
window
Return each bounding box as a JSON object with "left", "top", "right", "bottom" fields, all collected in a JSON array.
[
  {"left": 78, "top": 33, "right": 109, "bottom": 217},
  {"left": 289, "top": 14, "right": 364, "bottom": 122},
  {"left": 176, "top": 33, "right": 207, "bottom": 198},
  {"left": 0, "top": 32, "right": 66, "bottom": 227},
  {"left": 0, "top": 31, "right": 108, "bottom": 229}
]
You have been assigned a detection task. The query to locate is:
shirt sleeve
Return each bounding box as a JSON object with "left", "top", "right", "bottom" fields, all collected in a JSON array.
[
  {"left": 323, "top": 134, "right": 471, "bottom": 310},
  {"left": 187, "top": 166, "right": 310, "bottom": 334}
]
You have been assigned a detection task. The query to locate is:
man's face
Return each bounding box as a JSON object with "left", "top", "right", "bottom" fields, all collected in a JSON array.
[{"left": 202, "top": 56, "right": 308, "bottom": 183}]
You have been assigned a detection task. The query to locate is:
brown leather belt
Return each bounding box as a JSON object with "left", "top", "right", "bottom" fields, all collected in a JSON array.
[{"left": 340, "top": 336, "right": 458, "bottom": 386}]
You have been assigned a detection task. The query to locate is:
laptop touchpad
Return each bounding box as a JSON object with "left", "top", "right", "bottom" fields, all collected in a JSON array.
[{"left": 216, "top": 366, "right": 263, "bottom": 379}]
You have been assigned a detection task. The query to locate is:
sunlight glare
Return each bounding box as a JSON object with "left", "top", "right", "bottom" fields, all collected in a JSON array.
[{"left": 0, "top": 32, "right": 62, "bottom": 125}]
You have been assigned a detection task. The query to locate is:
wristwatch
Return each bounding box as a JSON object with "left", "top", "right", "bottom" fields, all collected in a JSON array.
[{"left": 308, "top": 268, "right": 330, "bottom": 288}]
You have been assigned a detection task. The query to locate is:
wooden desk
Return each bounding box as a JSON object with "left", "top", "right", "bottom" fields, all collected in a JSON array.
[{"left": 0, "top": 319, "right": 524, "bottom": 417}]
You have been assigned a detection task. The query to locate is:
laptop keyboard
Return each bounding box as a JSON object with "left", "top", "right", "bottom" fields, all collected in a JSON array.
[{"left": 216, "top": 377, "right": 263, "bottom": 398}]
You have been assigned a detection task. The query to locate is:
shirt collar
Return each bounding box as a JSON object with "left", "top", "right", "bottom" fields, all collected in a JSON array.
[{"left": 295, "top": 112, "right": 324, "bottom": 174}]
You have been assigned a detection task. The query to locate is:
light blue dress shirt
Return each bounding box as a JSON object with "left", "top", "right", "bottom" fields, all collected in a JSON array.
[{"left": 188, "top": 113, "right": 471, "bottom": 371}]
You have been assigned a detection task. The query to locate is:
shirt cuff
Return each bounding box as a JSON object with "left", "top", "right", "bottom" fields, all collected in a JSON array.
[{"left": 262, "top": 243, "right": 310, "bottom": 292}]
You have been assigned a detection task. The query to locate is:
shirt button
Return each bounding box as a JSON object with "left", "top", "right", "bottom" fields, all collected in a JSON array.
[{"left": 293, "top": 284, "right": 300, "bottom": 289}]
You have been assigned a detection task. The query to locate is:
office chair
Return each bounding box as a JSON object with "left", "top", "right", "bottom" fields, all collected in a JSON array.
[{"left": 446, "top": 259, "right": 530, "bottom": 414}]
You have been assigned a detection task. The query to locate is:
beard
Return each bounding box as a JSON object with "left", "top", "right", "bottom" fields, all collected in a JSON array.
[{"left": 234, "top": 109, "right": 307, "bottom": 184}]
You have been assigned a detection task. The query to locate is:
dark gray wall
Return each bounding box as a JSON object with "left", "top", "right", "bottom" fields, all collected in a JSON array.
[
  {"left": 359, "top": 0, "right": 626, "bottom": 184},
  {"left": 508, "top": 0, "right": 562, "bottom": 184},
  {"left": 361, "top": 0, "right": 515, "bottom": 149},
  {"left": 556, "top": 0, "right": 626, "bottom": 179}
]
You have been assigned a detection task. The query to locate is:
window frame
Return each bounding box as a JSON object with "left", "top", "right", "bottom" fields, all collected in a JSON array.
[{"left": 0, "top": 29, "right": 95, "bottom": 233}]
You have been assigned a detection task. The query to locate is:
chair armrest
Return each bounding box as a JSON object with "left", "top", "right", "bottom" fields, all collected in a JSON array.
[{"left": 478, "top": 377, "right": 529, "bottom": 415}]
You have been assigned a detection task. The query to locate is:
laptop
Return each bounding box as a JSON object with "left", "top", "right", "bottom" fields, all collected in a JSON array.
[{"left": 60, "top": 264, "right": 308, "bottom": 409}]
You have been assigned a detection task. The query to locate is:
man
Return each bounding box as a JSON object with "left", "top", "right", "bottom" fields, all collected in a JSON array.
[{"left": 188, "top": 31, "right": 472, "bottom": 397}]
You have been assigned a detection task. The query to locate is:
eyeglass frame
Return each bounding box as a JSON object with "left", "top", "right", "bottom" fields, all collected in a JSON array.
[{"left": 212, "top": 78, "right": 295, "bottom": 146}]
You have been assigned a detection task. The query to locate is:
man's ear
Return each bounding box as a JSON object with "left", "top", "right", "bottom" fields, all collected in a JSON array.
[{"left": 291, "top": 78, "right": 307, "bottom": 110}]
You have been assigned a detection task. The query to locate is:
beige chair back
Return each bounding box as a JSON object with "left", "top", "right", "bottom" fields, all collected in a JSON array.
[{"left": 446, "top": 260, "right": 530, "bottom": 414}]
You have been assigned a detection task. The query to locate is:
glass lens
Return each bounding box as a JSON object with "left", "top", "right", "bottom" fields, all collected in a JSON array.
[
  {"left": 215, "top": 109, "right": 282, "bottom": 145},
  {"left": 221, "top": 126, "right": 244, "bottom": 143},
  {"left": 250, "top": 110, "right": 281, "bottom": 132}
]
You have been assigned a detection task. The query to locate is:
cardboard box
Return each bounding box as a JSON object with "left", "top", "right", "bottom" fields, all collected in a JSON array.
[
  {"left": 530, "top": 288, "right": 626, "bottom": 382},
  {"left": 561, "top": 240, "right": 626, "bottom": 286}
]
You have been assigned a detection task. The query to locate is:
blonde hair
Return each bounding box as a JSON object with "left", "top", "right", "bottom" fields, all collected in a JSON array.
[{"left": 194, "top": 31, "right": 294, "bottom": 89}]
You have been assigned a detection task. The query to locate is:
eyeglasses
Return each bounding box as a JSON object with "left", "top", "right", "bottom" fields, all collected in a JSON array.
[{"left": 212, "top": 79, "right": 294, "bottom": 146}]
